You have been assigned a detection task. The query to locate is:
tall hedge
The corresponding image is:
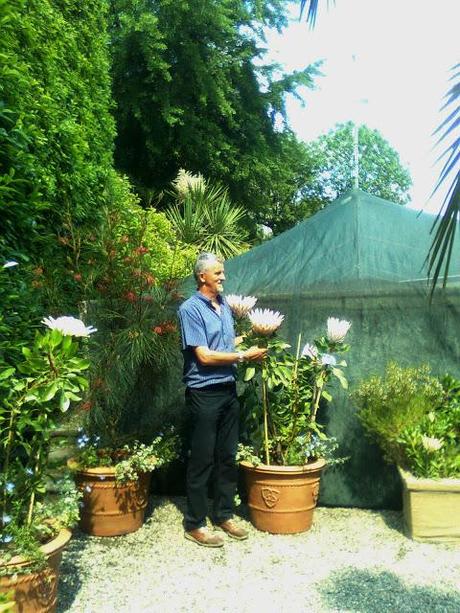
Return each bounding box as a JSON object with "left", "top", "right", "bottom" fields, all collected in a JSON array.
[{"left": 0, "top": 0, "right": 115, "bottom": 268}]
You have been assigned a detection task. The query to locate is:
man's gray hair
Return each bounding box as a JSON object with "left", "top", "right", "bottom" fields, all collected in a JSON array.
[{"left": 194, "top": 252, "right": 223, "bottom": 284}]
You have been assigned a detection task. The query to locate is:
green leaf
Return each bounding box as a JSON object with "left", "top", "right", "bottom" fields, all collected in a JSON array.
[
  {"left": 321, "top": 389, "right": 332, "bottom": 402},
  {"left": 60, "top": 391, "right": 70, "bottom": 412},
  {"left": 244, "top": 367, "right": 256, "bottom": 382},
  {"left": 0, "top": 367, "right": 15, "bottom": 380},
  {"left": 41, "top": 381, "right": 59, "bottom": 401}
]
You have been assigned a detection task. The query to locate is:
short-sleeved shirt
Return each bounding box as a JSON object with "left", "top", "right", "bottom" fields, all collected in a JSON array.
[{"left": 178, "top": 291, "right": 236, "bottom": 388}]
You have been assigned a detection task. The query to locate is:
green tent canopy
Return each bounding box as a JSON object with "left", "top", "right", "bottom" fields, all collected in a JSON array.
[{"left": 214, "top": 189, "right": 460, "bottom": 508}]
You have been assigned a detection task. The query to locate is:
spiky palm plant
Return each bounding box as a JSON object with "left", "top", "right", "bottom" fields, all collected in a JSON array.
[{"left": 167, "top": 178, "right": 249, "bottom": 259}]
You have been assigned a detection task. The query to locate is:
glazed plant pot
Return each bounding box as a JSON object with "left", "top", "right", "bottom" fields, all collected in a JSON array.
[
  {"left": 398, "top": 467, "right": 460, "bottom": 542},
  {"left": 0, "top": 529, "right": 71, "bottom": 613},
  {"left": 240, "top": 458, "right": 326, "bottom": 534},
  {"left": 74, "top": 466, "right": 151, "bottom": 537}
]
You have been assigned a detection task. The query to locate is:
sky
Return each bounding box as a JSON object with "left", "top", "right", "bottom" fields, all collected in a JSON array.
[{"left": 265, "top": 0, "right": 459, "bottom": 214}]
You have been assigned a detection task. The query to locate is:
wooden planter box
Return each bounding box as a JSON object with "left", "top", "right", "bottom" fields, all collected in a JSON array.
[{"left": 398, "top": 467, "right": 460, "bottom": 543}]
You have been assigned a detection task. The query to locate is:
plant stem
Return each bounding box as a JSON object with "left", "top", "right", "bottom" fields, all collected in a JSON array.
[{"left": 262, "top": 369, "right": 270, "bottom": 465}]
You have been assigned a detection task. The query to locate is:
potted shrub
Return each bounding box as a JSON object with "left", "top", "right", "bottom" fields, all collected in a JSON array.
[
  {"left": 353, "top": 363, "right": 460, "bottom": 542},
  {"left": 0, "top": 262, "right": 93, "bottom": 613},
  {"left": 65, "top": 198, "right": 183, "bottom": 537},
  {"left": 228, "top": 295, "right": 351, "bottom": 534}
]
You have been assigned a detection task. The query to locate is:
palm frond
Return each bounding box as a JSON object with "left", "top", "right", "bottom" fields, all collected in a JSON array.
[
  {"left": 428, "top": 64, "right": 460, "bottom": 293},
  {"left": 300, "top": 0, "right": 335, "bottom": 27}
]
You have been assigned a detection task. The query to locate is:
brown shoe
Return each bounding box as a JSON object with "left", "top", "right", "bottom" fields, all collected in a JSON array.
[
  {"left": 215, "top": 519, "right": 249, "bottom": 541},
  {"left": 184, "top": 527, "right": 225, "bottom": 547}
]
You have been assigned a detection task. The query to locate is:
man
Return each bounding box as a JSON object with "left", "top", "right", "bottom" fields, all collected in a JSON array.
[{"left": 178, "top": 252, "right": 266, "bottom": 547}]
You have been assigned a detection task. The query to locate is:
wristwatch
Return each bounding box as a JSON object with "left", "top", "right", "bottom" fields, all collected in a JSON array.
[{"left": 236, "top": 351, "right": 245, "bottom": 363}]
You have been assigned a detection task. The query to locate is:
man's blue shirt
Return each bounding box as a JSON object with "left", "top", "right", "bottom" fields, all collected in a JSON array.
[{"left": 178, "top": 291, "right": 236, "bottom": 388}]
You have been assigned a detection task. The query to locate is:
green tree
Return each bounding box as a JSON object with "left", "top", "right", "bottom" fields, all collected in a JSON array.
[
  {"left": 302, "top": 122, "right": 412, "bottom": 213},
  {"left": 109, "top": 0, "right": 320, "bottom": 234}
]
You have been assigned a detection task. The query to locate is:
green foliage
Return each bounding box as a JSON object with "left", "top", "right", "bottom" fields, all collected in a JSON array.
[
  {"left": 302, "top": 122, "right": 412, "bottom": 212},
  {"left": 238, "top": 312, "right": 350, "bottom": 466},
  {"left": 0, "top": 323, "right": 90, "bottom": 536},
  {"left": 71, "top": 433, "right": 179, "bottom": 483},
  {"left": 0, "top": 0, "right": 115, "bottom": 312},
  {"left": 109, "top": 0, "right": 320, "bottom": 235},
  {"left": 353, "top": 363, "right": 459, "bottom": 478},
  {"left": 167, "top": 172, "right": 249, "bottom": 259},
  {"left": 428, "top": 64, "right": 460, "bottom": 292}
]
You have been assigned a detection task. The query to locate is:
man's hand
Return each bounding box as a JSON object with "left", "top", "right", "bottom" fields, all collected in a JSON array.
[{"left": 244, "top": 345, "right": 268, "bottom": 362}]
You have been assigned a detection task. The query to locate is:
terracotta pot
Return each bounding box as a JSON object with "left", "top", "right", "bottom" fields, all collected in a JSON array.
[
  {"left": 241, "top": 459, "right": 326, "bottom": 534},
  {"left": 74, "top": 466, "right": 151, "bottom": 536},
  {"left": 398, "top": 466, "right": 460, "bottom": 542},
  {"left": 0, "top": 529, "right": 71, "bottom": 613}
]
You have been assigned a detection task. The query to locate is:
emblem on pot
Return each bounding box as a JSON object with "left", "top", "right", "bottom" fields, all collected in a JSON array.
[{"left": 261, "top": 487, "right": 280, "bottom": 508}]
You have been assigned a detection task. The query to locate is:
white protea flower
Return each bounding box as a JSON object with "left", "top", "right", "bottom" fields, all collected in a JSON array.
[
  {"left": 248, "top": 308, "right": 284, "bottom": 336},
  {"left": 172, "top": 168, "right": 206, "bottom": 196},
  {"left": 301, "top": 343, "right": 318, "bottom": 360},
  {"left": 321, "top": 353, "right": 337, "bottom": 367},
  {"left": 421, "top": 435, "right": 444, "bottom": 452},
  {"left": 41, "top": 316, "right": 97, "bottom": 337},
  {"left": 327, "top": 317, "right": 351, "bottom": 343},
  {"left": 2, "top": 261, "right": 18, "bottom": 269},
  {"left": 226, "top": 294, "right": 257, "bottom": 318}
]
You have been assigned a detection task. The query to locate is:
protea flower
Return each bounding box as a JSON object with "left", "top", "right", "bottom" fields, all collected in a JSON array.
[
  {"left": 320, "top": 353, "right": 337, "bottom": 367},
  {"left": 248, "top": 308, "right": 284, "bottom": 336},
  {"left": 172, "top": 168, "right": 206, "bottom": 196},
  {"left": 301, "top": 343, "right": 318, "bottom": 360},
  {"left": 226, "top": 294, "right": 257, "bottom": 318},
  {"left": 42, "top": 316, "right": 97, "bottom": 337},
  {"left": 327, "top": 317, "right": 351, "bottom": 343},
  {"left": 421, "top": 435, "right": 444, "bottom": 452}
]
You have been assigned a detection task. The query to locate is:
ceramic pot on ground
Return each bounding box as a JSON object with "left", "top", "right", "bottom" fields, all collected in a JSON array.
[
  {"left": 74, "top": 466, "right": 151, "bottom": 537},
  {"left": 398, "top": 466, "right": 460, "bottom": 542},
  {"left": 0, "top": 528, "right": 71, "bottom": 613},
  {"left": 240, "top": 458, "right": 326, "bottom": 534}
]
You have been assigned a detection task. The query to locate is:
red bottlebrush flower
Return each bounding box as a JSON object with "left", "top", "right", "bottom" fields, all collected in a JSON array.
[
  {"left": 33, "top": 266, "right": 44, "bottom": 276},
  {"left": 134, "top": 246, "right": 149, "bottom": 256},
  {"left": 31, "top": 279, "right": 43, "bottom": 289},
  {"left": 142, "top": 295, "right": 153, "bottom": 303},
  {"left": 153, "top": 326, "right": 164, "bottom": 335},
  {"left": 144, "top": 273, "right": 156, "bottom": 286},
  {"left": 80, "top": 400, "right": 93, "bottom": 412},
  {"left": 73, "top": 273, "right": 82, "bottom": 282},
  {"left": 124, "top": 291, "right": 137, "bottom": 303},
  {"left": 164, "top": 321, "right": 177, "bottom": 333}
]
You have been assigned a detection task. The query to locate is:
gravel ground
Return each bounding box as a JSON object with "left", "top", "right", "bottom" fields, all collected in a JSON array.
[{"left": 57, "top": 496, "right": 460, "bottom": 613}]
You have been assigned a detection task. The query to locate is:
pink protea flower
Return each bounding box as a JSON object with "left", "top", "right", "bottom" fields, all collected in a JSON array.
[
  {"left": 225, "top": 294, "right": 257, "bottom": 318},
  {"left": 248, "top": 308, "right": 284, "bottom": 336}
]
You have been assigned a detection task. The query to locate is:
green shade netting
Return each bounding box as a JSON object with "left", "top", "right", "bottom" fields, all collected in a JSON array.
[{"left": 183, "top": 189, "right": 460, "bottom": 508}]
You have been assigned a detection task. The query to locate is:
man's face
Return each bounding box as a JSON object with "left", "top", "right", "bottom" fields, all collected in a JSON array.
[{"left": 200, "top": 262, "right": 225, "bottom": 295}]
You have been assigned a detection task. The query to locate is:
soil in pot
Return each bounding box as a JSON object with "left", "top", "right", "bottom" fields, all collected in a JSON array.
[
  {"left": 241, "top": 459, "right": 326, "bottom": 534},
  {"left": 0, "top": 529, "right": 71, "bottom": 613}
]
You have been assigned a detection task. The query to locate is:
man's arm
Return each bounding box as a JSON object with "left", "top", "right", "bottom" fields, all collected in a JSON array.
[{"left": 194, "top": 345, "right": 267, "bottom": 366}]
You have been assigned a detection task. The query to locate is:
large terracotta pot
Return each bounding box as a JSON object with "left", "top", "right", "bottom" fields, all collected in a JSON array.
[
  {"left": 74, "top": 466, "right": 151, "bottom": 537},
  {"left": 398, "top": 467, "right": 460, "bottom": 542},
  {"left": 241, "top": 458, "right": 326, "bottom": 534},
  {"left": 0, "top": 528, "right": 71, "bottom": 613}
]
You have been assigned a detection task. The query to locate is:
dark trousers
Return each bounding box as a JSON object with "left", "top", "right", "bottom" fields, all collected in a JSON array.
[{"left": 185, "top": 383, "right": 239, "bottom": 530}]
